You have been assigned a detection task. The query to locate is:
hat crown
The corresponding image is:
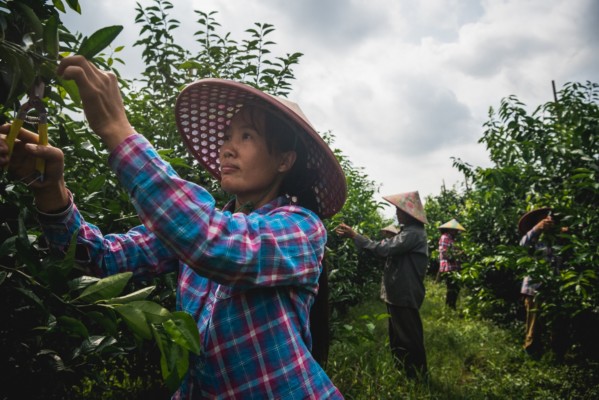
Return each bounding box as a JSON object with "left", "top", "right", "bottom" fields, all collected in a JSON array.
[
  {"left": 383, "top": 191, "right": 428, "bottom": 224},
  {"left": 439, "top": 219, "right": 466, "bottom": 231}
]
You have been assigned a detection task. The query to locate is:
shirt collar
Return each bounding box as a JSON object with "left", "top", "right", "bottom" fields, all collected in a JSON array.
[{"left": 223, "top": 195, "right": 291, "bottom": 215}]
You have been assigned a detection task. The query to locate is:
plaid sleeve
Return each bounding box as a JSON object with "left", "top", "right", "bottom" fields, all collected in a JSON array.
[
  {"left": 38, "top": 197, "right": 178, "bottom": 279},
  {"left": 438, "top": 234, "right": 451, "bottom": 259},
  {"left": 109, "top": 134, "right": 325, "bottom": 291}
]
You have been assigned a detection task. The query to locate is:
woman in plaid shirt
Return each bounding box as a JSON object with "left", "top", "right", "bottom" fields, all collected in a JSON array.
[
  {"left": 0, "top": 56, "right": 346, "bottom": 399},
  {"left": 437, "top": 219, "right": 466, "bottom": 309}
]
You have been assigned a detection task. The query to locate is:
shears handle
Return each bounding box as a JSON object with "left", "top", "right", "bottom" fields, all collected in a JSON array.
[
  {"left": 35, "top": 122, "right": 48, "bottom": 178},
  {"left": 3, "top": 118, "right": 25, "bottom": 172}
]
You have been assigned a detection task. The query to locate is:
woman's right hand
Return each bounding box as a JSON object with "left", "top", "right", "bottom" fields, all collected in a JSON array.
[
  {"left": 335, "top": 223, "right": 357, "bottom": 239},
  {"left": 1, "top": 124, "right": 69, "bottom": 212},
  {"left": 535, "top": 216, "right": 555, "bottom": 232}
]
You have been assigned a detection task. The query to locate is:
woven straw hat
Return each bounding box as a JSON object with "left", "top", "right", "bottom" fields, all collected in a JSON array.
[
  {"left": 518, "top": 207, "right": 552, "bottom": 235},
  {"left": 439, "top": 219, "right": 466, "bottom": 232},
  {"left": 175, "top": 78, "right": 347, "bottom": 218},
  {"left": 380, "top": 224, "right": 400, "bottom": 235},
  {"left": 383, "top": 191, "right": 428, "bottom": 224}
]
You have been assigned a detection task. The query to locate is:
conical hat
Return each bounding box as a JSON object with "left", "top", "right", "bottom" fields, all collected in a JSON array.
[
  {"left": 439, "top": 219, "right": 466, "bottom": 231},
  {"left": 383, "top": 191, "right": 428, "bottom": 224},
  {"left": 175, "top": 78, "right": 347, "bottom": 218},
  {"left": 380, "top": 224, "right": 400, "bottom": 235},
  {"left": 518, "top": 207, "right": 552, "bottom": 235}
]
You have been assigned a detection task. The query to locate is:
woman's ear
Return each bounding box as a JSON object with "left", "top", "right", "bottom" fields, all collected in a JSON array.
[{"left": 278, "top": 150, "right": 297, "bottom": 173}]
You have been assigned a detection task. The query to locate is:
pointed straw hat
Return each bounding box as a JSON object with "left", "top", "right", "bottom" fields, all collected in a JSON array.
[
  {"left": 383, "top": 191, "right": 428, "bottom": 224},
  {"left": 174, "top": 78, "right": 347, "bottom": 218},
  {"left": 518, "top": 207, "right": 552, "bottom": 235},
  {"left": 439, "top": 219, "right": 466, "bottom": 231}
]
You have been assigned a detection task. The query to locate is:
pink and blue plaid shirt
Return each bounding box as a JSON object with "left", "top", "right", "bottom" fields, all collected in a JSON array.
[
  {"left": 38, "top": 134, "right": 343, "bottom": 399},
  {"left": 438, "top": 233, "right": 460, "bottom": 273}
]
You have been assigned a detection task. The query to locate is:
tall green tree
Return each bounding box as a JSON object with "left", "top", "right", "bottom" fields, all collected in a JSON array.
[{"left": 446, "top": 81, "right": 599, "bottom": 358}]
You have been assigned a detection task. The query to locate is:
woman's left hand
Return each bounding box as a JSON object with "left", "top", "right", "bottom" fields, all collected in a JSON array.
[{"left": 57, "top": 55, "right": 135, "bottom": 151}]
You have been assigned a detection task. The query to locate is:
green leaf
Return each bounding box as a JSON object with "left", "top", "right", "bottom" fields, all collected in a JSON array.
[
  {"left": 78, "top": 335, "right": 118, "bottom": 356},
  {"left": 68, "top": 275, "right": 100, "bottom": 292},
  {"left": 104, "top": 286, "right": 156, "bottom": 304},
  {"left": 128, "top": 300, "right": 170, "bottom": 323},
  {"left": 14, "top": 287, "right": 45, "bottom": 309},
  {"left": 87, "top": 310, "right": 118, "bottom": 335},
  {"left": 76, "top": 271, "right": 132, "bottom": 303},
  {"left": 114, "top": 303, "right": 152, "bottom": 339},
  {"left": 58, "top": 315, "right": 89, "bottom": 338},
  {"left": 78, "top": 25, "right": 123, "bottom": 59},
  {"left": 163, "top": 311, "right": 201, "bottom": 354},
  {"left": 43, "top": 15, "right": 59, "bottom": 59},
  {"left": 37, "top": 350, "right": 69, "bottom": 372},
  {"left": 65, "top": 0, "right": 81, "bottom": 13},
  {"left": 13, "top": 2, "right": 43, "bottom": 38},
  {"left": 152, "top": 324, "right": 188, "bottom": 392},
  {"left": 58, "top": 77, "right": 81, "bottom": 106},
  {"left": 52, "top": 0, "right": 66, "bottom": 13},
  {"left": 0, "top": 236, "right": 17, "bottom": 257}
]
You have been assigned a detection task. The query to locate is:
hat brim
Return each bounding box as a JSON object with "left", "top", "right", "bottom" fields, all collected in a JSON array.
[
  {"left": 380, "top": 224, "right": 399, "bottom": 235},
  {"left": 439, "top": 226, "right": 465, "bottom": 232},
  {"left": 518, "top": 208, "right": 552, "bottom": 235},
  {"left": 383, "top": 192, "right": 429, "bottom": 224},
  {"left": 175, "top": 78, "right": 347, "bottom": 218},
  {"left": 439, "top": 219, "right": 466, "bottom": 231}
]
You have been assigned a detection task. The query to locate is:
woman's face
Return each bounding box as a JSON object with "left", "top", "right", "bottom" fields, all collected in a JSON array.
[
  {"left": 219, "top": 107, "right": 295, "bottom": 210},
  {"left": 396, "top": 208, "right": 410, "bottom": 224}
]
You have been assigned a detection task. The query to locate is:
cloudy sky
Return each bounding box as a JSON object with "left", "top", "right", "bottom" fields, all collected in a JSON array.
[{"left": 62, "top": 0, "right": 599, "bottom": 218}]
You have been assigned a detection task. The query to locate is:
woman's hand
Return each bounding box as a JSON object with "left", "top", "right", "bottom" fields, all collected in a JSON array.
[
  {"left": 57, "top": 55, "right": 135, "bottom": 151},
  {"left": 1, "top": 124, "right": 69, "bottom": 212},
  {"left": 534, "top": 216, "right": 555, "bottom": 232},
  {"left": 335, "top": 223, "right": 357, "bottom": 239}
]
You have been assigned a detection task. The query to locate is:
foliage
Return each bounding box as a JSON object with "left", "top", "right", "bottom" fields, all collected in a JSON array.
[
  {"left": 324, "top": 134, "right": 388, "bottom": 317},
  {"left": 425, "top": 81, "right": 599, "bottom": 357}
]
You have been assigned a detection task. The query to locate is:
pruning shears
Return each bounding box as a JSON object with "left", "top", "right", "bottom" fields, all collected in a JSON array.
[{"left": 4, "top": 81, "right": 48, "bottom": 182}]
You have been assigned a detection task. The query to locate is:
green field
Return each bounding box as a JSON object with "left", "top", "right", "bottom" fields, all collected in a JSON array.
[{"left": 328, "top": 278, "right": 599, "bottom": 400}]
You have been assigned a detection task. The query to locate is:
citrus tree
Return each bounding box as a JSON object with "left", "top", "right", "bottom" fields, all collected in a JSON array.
[{"left": 428, "top": 81, "right": 599, "bottom": 359}]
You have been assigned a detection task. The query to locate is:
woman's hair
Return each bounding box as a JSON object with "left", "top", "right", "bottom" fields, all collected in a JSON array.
[{"left": 262, "top": 110, "right": 320, "bottom": 216}]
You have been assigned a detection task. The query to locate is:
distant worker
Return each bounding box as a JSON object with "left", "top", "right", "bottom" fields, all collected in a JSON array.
[
  {"left": 438, "top": 219, "right": 466, "bottom": 309},
  {"left": 518, "top": 207, "right": 569, "bottom": 359},
  {"left": 335, "top": 191, "right": 429, "bottom": 380}
]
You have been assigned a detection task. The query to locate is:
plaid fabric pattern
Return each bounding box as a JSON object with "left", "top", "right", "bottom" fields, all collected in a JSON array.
[
  {"left": 39, "top": 134, "right": 343, "bottom": 399},
  {"left": 438, "top": 233, "right": 460, "bottom": 273}
]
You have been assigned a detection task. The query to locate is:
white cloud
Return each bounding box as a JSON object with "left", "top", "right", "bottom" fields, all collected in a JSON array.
[{"left": 61, "top": 0, "right": 599, "bottom": 219}]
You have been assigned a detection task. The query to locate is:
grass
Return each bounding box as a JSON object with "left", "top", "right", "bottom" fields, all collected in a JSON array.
[{"left": 326, "top": 277, "right": 599, "bottom": 399}]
